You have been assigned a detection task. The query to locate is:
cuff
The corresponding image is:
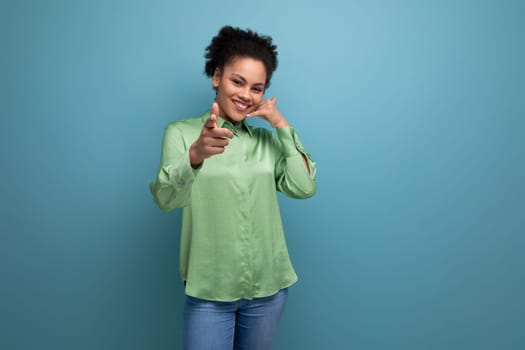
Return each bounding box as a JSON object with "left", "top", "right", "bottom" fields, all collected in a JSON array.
[{"left": 163, "top": 149, "right": 201, "bottom": 188}]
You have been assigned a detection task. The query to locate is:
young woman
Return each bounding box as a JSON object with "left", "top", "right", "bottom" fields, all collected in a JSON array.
[{"left": 150, "top": 25, "right": 317, "bottom": 350}]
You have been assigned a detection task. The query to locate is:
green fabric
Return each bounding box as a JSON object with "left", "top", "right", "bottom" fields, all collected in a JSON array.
[{"left": 150, "top": 110, "right": 317, "bottom": 301}]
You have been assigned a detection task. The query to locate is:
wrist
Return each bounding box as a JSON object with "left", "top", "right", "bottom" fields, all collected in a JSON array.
[
  {"left": 189, "top": 144, "right": 204, "bottom": 169},
  {"left": 272, "top": 118, "right": 289, "bottom": 129}
]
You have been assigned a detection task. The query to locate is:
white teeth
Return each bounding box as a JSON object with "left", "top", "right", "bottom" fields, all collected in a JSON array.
[{"left": 234, "top": 101, "right": 248, "bottom": 110}]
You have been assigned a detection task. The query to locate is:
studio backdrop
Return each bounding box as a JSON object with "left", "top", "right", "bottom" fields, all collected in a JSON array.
[{"left": 2, "top": 0, "right": 524, "bottom": 349}]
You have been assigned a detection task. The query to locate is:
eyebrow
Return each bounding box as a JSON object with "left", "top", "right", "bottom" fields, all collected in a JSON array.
[{"left": 231, "top": 73, "right": 265, "bottom": 87}]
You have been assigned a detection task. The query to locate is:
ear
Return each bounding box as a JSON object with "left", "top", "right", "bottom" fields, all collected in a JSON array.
[{"left": 212, "top": 67, "right": 221, "bottom": 88}]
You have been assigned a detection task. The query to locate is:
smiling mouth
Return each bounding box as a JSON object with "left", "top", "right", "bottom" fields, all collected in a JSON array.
[{"left": 233, "top": 100, "right": 250, "bottom": 112}]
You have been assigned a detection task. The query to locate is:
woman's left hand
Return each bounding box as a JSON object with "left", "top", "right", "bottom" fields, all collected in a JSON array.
[{"left": 247, "top": 97, "right": 289, "bottom": 129}]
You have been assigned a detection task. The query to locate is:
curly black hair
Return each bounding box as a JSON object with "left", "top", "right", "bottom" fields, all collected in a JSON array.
[{"left": 204, "top": 26, "right": 278, "bottom": 89}]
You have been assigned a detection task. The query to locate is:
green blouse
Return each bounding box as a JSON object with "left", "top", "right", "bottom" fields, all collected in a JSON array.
[{"left": 150, "top": 110, "right": 317, "bottom": 301}]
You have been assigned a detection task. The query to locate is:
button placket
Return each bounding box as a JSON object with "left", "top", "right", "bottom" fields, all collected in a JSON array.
[{"left": 237, "top": 130, "right": 254, "bottom": 297}]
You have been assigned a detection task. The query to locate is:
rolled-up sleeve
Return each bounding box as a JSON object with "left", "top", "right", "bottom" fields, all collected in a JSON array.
[
  {"left": 275, "top": 126, "right": 317, "bottom": 199},
  {"left": 149, "top": 124, "right": 200, "bottom": 211}
]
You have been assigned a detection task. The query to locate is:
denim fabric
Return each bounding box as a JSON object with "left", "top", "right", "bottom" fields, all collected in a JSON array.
[{"left": 183, "top": 288, "right": 288, "bottom": 350}]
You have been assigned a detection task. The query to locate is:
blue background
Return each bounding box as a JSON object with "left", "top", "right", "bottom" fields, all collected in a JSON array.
[{"left": 2, "top": 0, "right": 524, "bottom": 349}]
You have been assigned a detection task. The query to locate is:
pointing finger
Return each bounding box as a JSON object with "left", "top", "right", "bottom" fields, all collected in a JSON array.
[{"left": 210, "top": 127, "right": 234, "bottom": 139}]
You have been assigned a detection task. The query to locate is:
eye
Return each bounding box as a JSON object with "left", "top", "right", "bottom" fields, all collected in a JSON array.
[
  {"left": 232, "top": 79, "right": 242, "bottom": 86},
  {"left": 252, "top": 87, "right": 263, "bottom": 94}
]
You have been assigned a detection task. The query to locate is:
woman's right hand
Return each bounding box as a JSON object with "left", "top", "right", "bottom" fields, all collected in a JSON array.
[{"left": 189, "top": 102, "right": 234, "bottom": 168}]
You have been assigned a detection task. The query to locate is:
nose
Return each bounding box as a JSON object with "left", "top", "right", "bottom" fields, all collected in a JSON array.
[{"left": 239, "top": 87, "right": 250, "bottom": 100}]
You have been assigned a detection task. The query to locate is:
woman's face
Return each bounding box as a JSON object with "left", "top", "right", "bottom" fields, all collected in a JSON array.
[{"left": 212, "top": 57, "right": 267, "bottom": 123}]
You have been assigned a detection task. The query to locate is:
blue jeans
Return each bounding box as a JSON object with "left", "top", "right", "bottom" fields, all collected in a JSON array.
[{"left": 183, "top": 288, "right": 288, "bottom": 350}]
